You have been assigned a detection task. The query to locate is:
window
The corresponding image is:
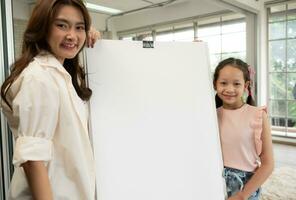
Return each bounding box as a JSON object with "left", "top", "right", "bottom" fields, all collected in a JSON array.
[
  {"left": 119, "top": 13, "right": 246, "bottom": 72},
  {"left": 268, "top": 2, "right": 296, "bottom": 137},
  {"left": 120, "top": 31, "right": 153, "bottom": 41},
  {"left": 198, "top": 15, "right": 246, "bottom": 70},
  {"left": 155, "top": 24, "right": 194, "bottom": 42}
]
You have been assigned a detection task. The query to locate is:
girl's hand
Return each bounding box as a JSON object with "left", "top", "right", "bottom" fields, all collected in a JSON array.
[
  {"left": 227, "top": 191, "right": 247, "bottom": 200},
  {"left": 87, "top": 26, "right": 101, "bottom": 48}
]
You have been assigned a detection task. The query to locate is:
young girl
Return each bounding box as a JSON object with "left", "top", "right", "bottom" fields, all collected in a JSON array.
[
  {"left": 1, "top": 0, "right": 100, "bottom": 199},
  {"left": 213, "top": 58, "right": 274, "bottom": 200}
]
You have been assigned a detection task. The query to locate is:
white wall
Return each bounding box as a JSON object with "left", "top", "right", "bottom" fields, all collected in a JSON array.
[
  {"left": 89, "top": 12, "right": 109, "bottom": 31},
  {"left": 11, "top": 1, "right": 111, "bottom": 39},
  {"left": 12, "top": 1, "right": 109, "bottom": 30},
  {"left": 110, "top": 0, "right": 226, "bottom": 32}
]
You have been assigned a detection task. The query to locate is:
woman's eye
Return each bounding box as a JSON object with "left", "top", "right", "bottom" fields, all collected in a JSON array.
[{"left": 57, "top": 24, "right": 67, "bottom": 29}]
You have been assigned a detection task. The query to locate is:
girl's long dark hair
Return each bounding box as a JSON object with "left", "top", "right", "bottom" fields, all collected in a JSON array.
[
  {"left": 213, "top": 57, "right": 255, "bottom": 108},
  {"left": 1, "top": 0, "right": 92, "bottom": 109}
]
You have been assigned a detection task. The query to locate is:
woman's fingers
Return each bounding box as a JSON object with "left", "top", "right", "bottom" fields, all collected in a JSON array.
[{"left": 87, "top": 26, "right": 101, "bottom": 48}]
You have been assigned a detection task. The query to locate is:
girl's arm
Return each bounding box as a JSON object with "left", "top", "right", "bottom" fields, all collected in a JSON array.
[
  {"left": 229, "top": 111, "right": 274, "bottom": 200},
  {"left": 22, "top": 161, "right": 53, "bottom": 200}
]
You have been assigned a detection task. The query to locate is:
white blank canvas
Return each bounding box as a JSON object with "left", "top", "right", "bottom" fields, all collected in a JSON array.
[{"left": 86, "top": 40, "right": 225, "bottom": 200}]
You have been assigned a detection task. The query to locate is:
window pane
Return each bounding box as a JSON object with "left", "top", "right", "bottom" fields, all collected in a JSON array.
[
  {"left": 269, "top": 40, "right": 286, "bottom": 72},
  {"left": 210, "top": 54, "right": 221, "bottom": 71},
  {"left": 221, "top": 52, "right": 246, "bottom": 61},
  {"left": 287, "top": 73, "right": 296, "bottom": 100},
  {"left": 222, "top": 22, "right": 245, "bottom": 34},
  {"left": 288, "top": 101, "right": 296, "bottom": 118},
  {"left": 134, "top": 33, "right": 152, "bottom": 41},
  {"left": 156, "top": 32, "right": 173, "bottom": 41},
  {"left": 198, "top": 26, "right": 220, "bottom": 37},
  {"left": 142, "top": 36, "right": 153, "bottom": 41},
  {"left": 269, "top": 21, "right": 286, "bottom": 40},
  {"left": 287, "top": 118, "right": 296, "bottom": 129},
  {"left": 270, "top": 73, "right": 286, "bottom": 99},
  {"left": 173, "top": 29, "right": 194, "bottom": 41},
  {"left": 121, "top": 36, "right": 133, "bottom": 41},
  {"left": 269, "top": 13, "right": 286, "bottom": 22},
  {"left": 271, "top": 116, "right": 286, "bottom": 127},
  {"left": 287, "top": 39, "right": 296, "bottom": 72},
  {"left": 270, "top": 100, "right": 287, "bottom": 118},
  {"left": 288, "top": 20, "right": 296, "bottom": 38},
  {"left": 222, "top": 32, "right": 246, "bottom": 53},
  {"left": 199, "top": 35, "right": 221, "bottom": 54}
]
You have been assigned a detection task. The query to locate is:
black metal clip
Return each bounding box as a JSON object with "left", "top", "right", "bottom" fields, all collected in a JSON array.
[{"left": 143, "top": 41, "right": 154, "bottom": 48}]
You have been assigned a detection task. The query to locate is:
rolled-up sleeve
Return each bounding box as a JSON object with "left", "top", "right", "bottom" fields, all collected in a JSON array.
[{"left": 12, "top": 74, "right": 59, "bottom": 167}]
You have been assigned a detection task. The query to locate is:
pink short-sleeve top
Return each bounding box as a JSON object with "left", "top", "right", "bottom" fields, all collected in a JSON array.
[{"left": 217, "top": 104, "right": 266, "bottom": 172}]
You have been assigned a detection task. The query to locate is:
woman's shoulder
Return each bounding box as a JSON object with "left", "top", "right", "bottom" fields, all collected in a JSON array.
[
  {"left": 20, "top": 53, "right": 61, "bottom": 81},
  {"left": 22, "top": 58, "right": 47, "bottom": 75},
  {"left": 11, "top": 54, "right": 60, "bottom": 92}
]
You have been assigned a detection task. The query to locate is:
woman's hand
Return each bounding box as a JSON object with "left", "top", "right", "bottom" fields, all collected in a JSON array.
[{"left": 87, "top": 26, "right": 101, "bottom": 48}]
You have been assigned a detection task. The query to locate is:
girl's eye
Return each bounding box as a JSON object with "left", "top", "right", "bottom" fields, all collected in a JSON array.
[
  {"left": 76, "top": 26, "right": 85, "bottom": 31},
  {"left": 220, "top": 82, "right": 227, "bottom": 85},
  {"left": 235, "top": 82, "right": 242, "bottom": 86}
]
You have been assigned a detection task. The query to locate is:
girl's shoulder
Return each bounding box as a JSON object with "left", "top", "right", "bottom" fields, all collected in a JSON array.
[
  {"left": 246, "top": 105, "right": 267, "bottom": 156},
  {"left": 245, "top": 104, "right": 267, "bottom": 116}
]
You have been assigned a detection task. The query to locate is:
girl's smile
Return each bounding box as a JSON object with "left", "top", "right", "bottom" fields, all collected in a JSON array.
[{"left": 215, "top": 65, "right": 249, "bottom": 109}]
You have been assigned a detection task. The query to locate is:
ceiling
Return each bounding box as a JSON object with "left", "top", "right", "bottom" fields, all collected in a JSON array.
[
  {"left": 86, "top": 0, "right": 186, "bottom": 11},
  {"left": 23, "top": 0, "right": 192, "bottom": 12}
]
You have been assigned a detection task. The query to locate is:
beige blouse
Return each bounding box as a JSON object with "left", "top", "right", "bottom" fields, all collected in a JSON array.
[{"left": 1, "top": 53, "right": 96, "bottom": 200}]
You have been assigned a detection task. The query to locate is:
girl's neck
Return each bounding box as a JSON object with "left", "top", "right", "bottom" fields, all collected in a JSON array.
[{"left": 222, "top": 102, "right": 245, "bottom": 110}]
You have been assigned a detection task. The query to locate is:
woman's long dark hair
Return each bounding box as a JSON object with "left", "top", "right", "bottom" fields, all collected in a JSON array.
[
  {"left": 213, "top": 58, "right": 255, "bottom": 108},
  {"left": 1, "top": 0, "right": 92, "bottom": 109}
]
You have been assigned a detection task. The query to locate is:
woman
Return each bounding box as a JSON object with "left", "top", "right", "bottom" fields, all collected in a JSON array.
[{"left": 1, "top": 0, "right": 100, "bottom": 199}]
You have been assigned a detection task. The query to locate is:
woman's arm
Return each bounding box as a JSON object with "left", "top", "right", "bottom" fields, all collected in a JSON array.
[
  {"left": 229, "top": 111, "right": 274, "bottom": 200},
  {"left": 22, "top": 161, "right": 53, "bottom": 200}
]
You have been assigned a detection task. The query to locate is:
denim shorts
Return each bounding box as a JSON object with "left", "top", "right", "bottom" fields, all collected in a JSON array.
[{"left": 223, "top": 167, "right": 261, "bottom": 200}]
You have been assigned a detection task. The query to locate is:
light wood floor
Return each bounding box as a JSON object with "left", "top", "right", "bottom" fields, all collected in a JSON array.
[{"left": 273, "top": 143, "right": 296, "bottom": 168}]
